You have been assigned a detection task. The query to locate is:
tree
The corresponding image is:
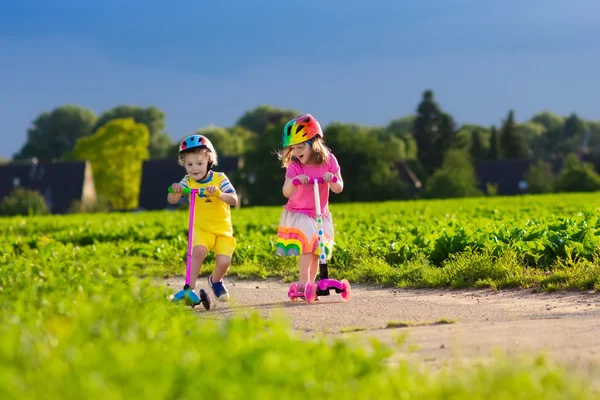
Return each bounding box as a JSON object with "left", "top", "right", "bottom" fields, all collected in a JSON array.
[
  {"left": 499, "top": 110, "right": 528, "bottom": 159},
  {"left": 74, "top": 118, "right": 150, "bottom": 210},
  {"left": 488, "top": 126, "right": 499, "bottom": 160},
  {"left": 385, "top": 115, "right": 416, "bottom": 138},
  {"left": 530, "top": 111, "right": 564, "bottom": 133},
  {"left": 14, "top": 105, "right": 97, "bottom": 161},
  {"left": 235, "top": 105, "right": 300, "bottom": 136},
  {"left": 94, "top": 105, "right": 171, "bottom": 158},
  {"left": 413, "top": 90, "right": 455, "bottom": 174},
  {"left": 423, "top": 149, "right": 482, "bottom": 199},
  {"left": 470, "top": 130, "right": 487, "bottom": 162},
  {"left": 191, "top": 125, "right": 256, "bottom": 157}
]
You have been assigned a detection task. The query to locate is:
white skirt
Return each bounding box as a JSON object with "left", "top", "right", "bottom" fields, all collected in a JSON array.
[{"left": 275, "top": 209, "right": 334, "bottom": 259}]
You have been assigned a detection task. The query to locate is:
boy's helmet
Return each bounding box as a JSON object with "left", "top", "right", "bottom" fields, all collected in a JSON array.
[
  {"left": 179, "top": 134, "right": 216, "bottom": 154},
  {"left": 282, "top": 114, "right": 323, "bottom": 147}
]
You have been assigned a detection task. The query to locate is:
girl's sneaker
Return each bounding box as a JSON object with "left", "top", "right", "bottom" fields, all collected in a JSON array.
[{"left": 208, "top": 275, "right": 230, "bottom": 302}]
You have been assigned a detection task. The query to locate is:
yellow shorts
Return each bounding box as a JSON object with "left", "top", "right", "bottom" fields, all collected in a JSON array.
[{"left": 193, "top": 228, "right": 236, "bottom": 257}]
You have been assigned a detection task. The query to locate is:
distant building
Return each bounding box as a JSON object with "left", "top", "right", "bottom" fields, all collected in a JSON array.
[
  {"left": 475, "top": 159, "right": 564, "bottom": 196},
  {"left": 0, "top": 158, "right": 97, "bottom": 214}
]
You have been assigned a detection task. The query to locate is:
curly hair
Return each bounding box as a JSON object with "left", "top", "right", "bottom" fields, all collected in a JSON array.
[
  {"left": 178, "top": 147, "right": 218, "bottom": 167},
  {"left": 275, "top": 137, "right": 330, "bottom": 168}
]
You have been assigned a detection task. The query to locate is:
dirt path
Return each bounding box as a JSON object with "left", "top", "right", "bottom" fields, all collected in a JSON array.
[{"left": 165, "top": 277, "right": 600, "bottom": 378}]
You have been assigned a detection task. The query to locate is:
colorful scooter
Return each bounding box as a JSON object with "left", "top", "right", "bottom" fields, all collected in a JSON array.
[{"left": 287, "top": 176, "right": 351, "bottom": 303}]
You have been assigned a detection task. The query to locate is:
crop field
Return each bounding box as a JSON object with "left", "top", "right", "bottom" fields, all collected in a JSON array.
[{"left": 2, "top": 192, "right": 600, "bottom": 398}]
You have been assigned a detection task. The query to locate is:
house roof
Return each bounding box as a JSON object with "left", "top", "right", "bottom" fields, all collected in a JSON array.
[
  {"left": 138, "top": 157, "right": 241, "bottom": 210},
  {"left": 0, "top": 160, "right": 91, "bottom": 214}
]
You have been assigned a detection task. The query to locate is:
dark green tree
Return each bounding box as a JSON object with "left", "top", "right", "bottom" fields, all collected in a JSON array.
[
  {"left": 499, "top": 110, "right": 528, "bottom": 159},
  {"left": 14, "top": 105, "right": 97, "bottom": 161}
]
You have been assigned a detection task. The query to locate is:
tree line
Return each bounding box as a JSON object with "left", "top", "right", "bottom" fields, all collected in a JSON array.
[{"left": 11, "top": 90, "right": 600, "bottom": 209}]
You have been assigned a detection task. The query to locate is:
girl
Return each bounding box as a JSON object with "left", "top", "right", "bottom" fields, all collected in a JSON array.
[{"left": 275, "top": 114, "right": 344, "bottom": 292}]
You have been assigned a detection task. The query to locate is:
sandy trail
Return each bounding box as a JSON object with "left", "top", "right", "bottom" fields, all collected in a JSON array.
[{"left": 165, "top": 277, "right": 600, "bottom": 380}]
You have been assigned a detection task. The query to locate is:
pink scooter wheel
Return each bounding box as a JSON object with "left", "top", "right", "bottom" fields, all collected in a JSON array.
[
  {"left": 288, "top": 282, "right": 300, "bottom": 302},
  {"left": 304, "top": 281, "right": 317, "bottom": 303},
  {"left": 340, "top": 279, "right": 351, "bottom": 301}
]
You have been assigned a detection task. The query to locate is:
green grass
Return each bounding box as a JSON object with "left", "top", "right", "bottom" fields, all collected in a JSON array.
[
  {"left": 3, "top": 191, "right": 600, "bottom": 291},
  {"left": 2, "top": 192, "right": 600, "bottom": 397}
]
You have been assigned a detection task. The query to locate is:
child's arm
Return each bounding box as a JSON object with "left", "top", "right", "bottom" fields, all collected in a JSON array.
[
  {"left": 330, "top": 172, "right": 344, "bottom": 194},
  {"left": 167, "top": 176, "right": 189, "bottom": 204},
  {"left": 282, "top": 178, "right": 296, "bottom": 198},
  {"left": 167, "top": 183, "right": 185, "bottom": 204},
  {"left": 217, "top": 190, "right": 238, "bottom": 206},
  {"left": 208, "top": 173, "right": 238, "bottom": 206}
]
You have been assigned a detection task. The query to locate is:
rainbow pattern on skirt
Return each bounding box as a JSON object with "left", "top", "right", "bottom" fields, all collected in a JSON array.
[{"left": 276, "top": 227, "right": 332, "bottom": 257}]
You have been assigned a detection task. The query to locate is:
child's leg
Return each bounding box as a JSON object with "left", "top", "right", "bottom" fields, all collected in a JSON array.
[
  {"left": 208, "top": 235, "right": 236, "bottom": 302},
  {"left": 308, "top": 254, "right": 320, "bottom": 282},
  {"left": 299, "top": 253, "right": 316, "bottom": 284},
  {"left": 212, "top": 255, "right": 230, "bottom": 282},
  {"left": 189, "top": 245, "right": 207, "bottom": 290}
]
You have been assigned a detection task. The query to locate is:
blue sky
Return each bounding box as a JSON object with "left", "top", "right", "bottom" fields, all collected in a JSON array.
[{"left": 1, "top": 0, "right": 599, "bottom": 158}]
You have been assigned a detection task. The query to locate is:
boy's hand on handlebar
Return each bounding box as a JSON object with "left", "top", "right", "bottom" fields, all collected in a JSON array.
[
  {"left": 206, "top": 185, "right": 222, "bottom": 197},
  {"left": 171, "top": 183, "right": 184, "bottom": 193}
]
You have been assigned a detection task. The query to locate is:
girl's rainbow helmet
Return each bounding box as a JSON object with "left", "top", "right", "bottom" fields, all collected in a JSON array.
[
  {"left": 179, "top": 134, "right": 215, "bottom": 154},
  {"left": 282, "top": 114, "right": 323, "bottom": 147}
]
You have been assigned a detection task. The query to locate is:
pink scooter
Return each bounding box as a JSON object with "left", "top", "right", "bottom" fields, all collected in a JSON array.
[
  {"left": 168, "top": 186, "right": 211, "bottom": 310},
  {"left": 287, "top": 176, "right": 351, "bottom": 303}
]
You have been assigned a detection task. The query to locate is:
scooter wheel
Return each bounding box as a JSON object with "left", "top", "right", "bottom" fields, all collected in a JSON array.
[
  {"left": 199, "top": 289, "right": 211, "bottom": 311},
  {"left": 304, "top": 281, "right": 317, "bottom": 304},
  {"left": 340, "top": 279, "right": 351, "bottom": 302},
  {"left": 288, "top": 282, "right": 300, "bottom": 302}
]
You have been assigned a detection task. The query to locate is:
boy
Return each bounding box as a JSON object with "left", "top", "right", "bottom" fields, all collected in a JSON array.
[{"left": 167, "top": 134, "right": 238, "bottom": 302}]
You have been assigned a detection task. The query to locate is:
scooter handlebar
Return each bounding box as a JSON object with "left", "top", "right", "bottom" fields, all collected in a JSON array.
[
  {"left": 168, "top": 186, "right": 211, "bottom": 197},
  {"left": 292, "top": 176, "right": 338, "bottom": 186}
]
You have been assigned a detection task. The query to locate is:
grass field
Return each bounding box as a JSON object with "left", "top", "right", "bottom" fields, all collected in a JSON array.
[{"left": 2, "top": 192, "right": 600, "bottom": 398}]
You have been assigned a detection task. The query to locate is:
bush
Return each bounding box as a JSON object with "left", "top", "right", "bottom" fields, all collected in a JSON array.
[
  {"left": 555, "top": 153, "right": 600, "bottom": 193},
  {"left": 525, "top": 160, "right": 555, "bottom": 194},
  {"left": 0, "top": 187, "right": 50, "bottom": 216},
  {"left": 424, "top": 149, "right": 483, "bottom": 198}
]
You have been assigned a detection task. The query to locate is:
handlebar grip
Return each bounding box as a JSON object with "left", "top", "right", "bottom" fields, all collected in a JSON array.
[
  {"left": 292, "top": 176, "right": 338, "bottom": 186},
  {"left": 168, "top": 186, "right": 192, "bottom": 195},
  {"left": 168, "top": 187, "right": 201, "bottom": 196}
]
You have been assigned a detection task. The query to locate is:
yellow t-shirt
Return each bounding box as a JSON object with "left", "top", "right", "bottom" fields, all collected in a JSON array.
[{"left": 180, "top": 171, "right": 236, "bottom": 237}]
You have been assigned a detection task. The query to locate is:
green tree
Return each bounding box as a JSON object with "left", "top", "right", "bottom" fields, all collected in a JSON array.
[
  {"left": 423, "top": 149, "right": 482, "bottom": 199},
  {"left": 525, "top": 160, "right": 555, "bottom": 194},
  {"left": 470, "top": 130, "right": 487, "bottom": 162},
  {"left": 235, "top": 105, "right": 300, "bottom": 136},
  {"left": 385, "top": 115, "right": 416, "bottom": 138},
  {"left": 14, "top": 105, "right": 97, "bottom": 161},
  {"left": 324, "top": 123, "right": 411, "bottom": 202},
  {"left": 530, "top": 111, "right": 564, "bottom": 133},
  {"left": 499, "top": 110, "right": 528, "bottom": 159},
  {"left": 74, "top": 118, "right": 150, "bottom": 210},
  {"left": 189, "top": 125, "right": 256, "bottom": 157},
  {"left": 413, "top": 90, "right": 455, "bottom": 174},
  {"left": 488, "top": 126, "right": 499, "bottom": 160},
  {"left": 94, "top": 105, "right": 171, "bottom": 158}
]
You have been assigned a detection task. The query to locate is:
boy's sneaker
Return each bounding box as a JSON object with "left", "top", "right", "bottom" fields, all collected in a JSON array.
[{"left": 208, "top": 274, "right": 229, "bottom": 302}]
